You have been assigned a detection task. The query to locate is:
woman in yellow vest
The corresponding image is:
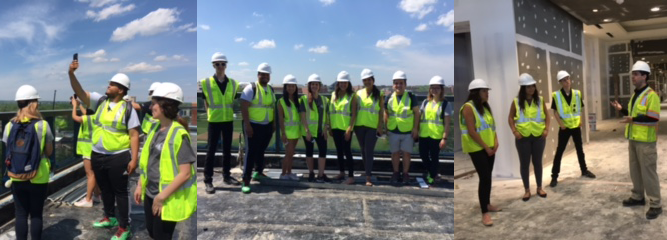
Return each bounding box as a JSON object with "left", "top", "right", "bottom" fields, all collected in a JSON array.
[
  {"left": 419, "top": 76, "right": 451, "bottom": 185},
  {"left": 133, "top": 83, "right": 196, "bottom": 240},
  {"left": 278, "top": 75, "right": 301, "bottom": 180},
  {"left": 330, "top": 71, "right": 358, "bottom": 185},
  {"left": 3, "top": 85, "right": 53, "bottom": 240},
  {"left": 508, "top": 74, "right": 549, "bottom": 202},
  {"left": 460, "top": 79, "right": 499, "bottom": 226},
  {"left": 355, "top": 69, "right": 384, "bottom": 186},
  {"left": 72, "top": 96, "right": 101, "bottom": 207},
  {"left": 299, "top": 74, "right": 331, "bottom": 182}
]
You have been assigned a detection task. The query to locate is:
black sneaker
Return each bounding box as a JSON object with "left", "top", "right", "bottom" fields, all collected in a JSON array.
[
  {"left": 308, "top": 172, "right": 315, "bottom": 182},
  {"left": 205, "top": 183, "right": 215, "bottom": 194},
  {"left": 317, "top": 174, "right": 332, "bottom": 183},
  {"left": 622, "top": 197, "right": 646, "bottom": 207},
  {"left": 224, "top": 176, "right": 241, "bottom": 186},
  {"left": 549, "top": 178, "right": 558, "bottom": 187},
  {"left": 646, "top": 207, "right": 662, "bottom": 220},
  {"left": 582, "top": 170, "right": 596, "bottom": 178},
  {"left": 402, "top": 173, "right": 411, "bottom": 184},
  {"left": 390, "top": 172, "right": 399, "bottom": 184}
]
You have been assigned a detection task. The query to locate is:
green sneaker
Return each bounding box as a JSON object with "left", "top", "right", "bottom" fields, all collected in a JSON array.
[
  {"left": 252, "top": 172, "right": 269, "bottom": 181},
  {"left": 93, "top": 217, "right": 118, "bottom": 228},
  {"left": 110, "top": 227, "right": 131, "bottom": 240},
  {"left": 426, "top": 174, "right": 435, "bottom": 184},
  {"left": 242, "top": 183, "right": 251, "bottom": 194}
]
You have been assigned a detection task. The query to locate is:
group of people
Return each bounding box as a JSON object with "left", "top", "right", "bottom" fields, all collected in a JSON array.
[
  {"left": 462, "top": 60, "right": 661, "bottom": 226},
  {"left": 2, "top": 59, "right": 196, "bottom": 240},
  {"left": 200, "top": 52, "right": 451, "bottom": 194}
]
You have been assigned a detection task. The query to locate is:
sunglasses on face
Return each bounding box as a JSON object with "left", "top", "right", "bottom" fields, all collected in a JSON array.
[{"left": 214, "top": 62, "right": 227, "bottom": 67}]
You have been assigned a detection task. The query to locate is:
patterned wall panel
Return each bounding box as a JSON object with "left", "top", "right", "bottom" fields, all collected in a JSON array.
[
  {"left": 608, "top": 53, "right": 630, "bottom": 75},
  {"left": 609, "top": 43, "right": 626, "bottom": 53},
  {"left": 514, "top": 0, "right": 582, "bottom": 54},
  {"left": 516, "top": 42, "right": 550, "bottom": 99}
]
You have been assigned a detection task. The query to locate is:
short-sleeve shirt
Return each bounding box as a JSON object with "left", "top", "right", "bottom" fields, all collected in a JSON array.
[{"left": 146, "top": 128, "right": 196, "bottom": 198}]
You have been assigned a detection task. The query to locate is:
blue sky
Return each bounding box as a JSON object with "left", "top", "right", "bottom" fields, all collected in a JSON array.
[
  {"left": 0, "top": 0, "right": 196, "bottom": 102},
  {"left": 197, "top": 0, "right": 454, "bottom": 87}
]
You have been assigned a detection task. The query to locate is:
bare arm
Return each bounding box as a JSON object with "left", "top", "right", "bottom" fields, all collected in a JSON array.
[
  {"left": 72, "top": 100, "right": 83, "bottom": 123},
  {"left": 443, "top": 116, "right": 450, "bottom": 139},
  {"left": 377, "top": 97, "right": 385, "bottom": 132},
  {"left": 349, "top": 96, "right": 358, "bottom": 129},
  {"left": 68, "top": 61, "right": 91, "bottom": 107},
  {"left": 278, "top": 103, "right": 286, "bottom": 136},
  {"left": 508, "top": 102, "right": 517, "bottom": 133},
  {"left": 543, "top": 101, "right": 550, "bottom": 130}
]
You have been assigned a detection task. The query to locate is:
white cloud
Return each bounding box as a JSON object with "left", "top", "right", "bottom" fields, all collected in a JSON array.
[
  {"left": 252, "top": 12, "right": 263, "bottom": 17},
  {"left": 110, "top": 8, "right": 180, "bottom": 42},
  {"left": 82, "top": 49, "right": 107, "bottom": 58},
  {"left": 399, "top": 0, "right": 437, "bottom": 19},
  {"left": 200, "top": 25, "right": 210, "bottom": 30},
  {"left": 92, "top": 57, "right": 108, "bottom": 63},
  {"left": 376, "top": 35, "right": 411, "bottom": 49},
  {"left": 109, "top": 58, "right": 120, "bottom": 62},
  {"left": 238, "top": 62, "right": 249, "bottom": 66},
  {"left": 235, "top": 37, "right": 246, "bottom": 42},
  {"left": 77, "top": 0, "right": 117, "bottom": 8},
  {"left": 149, "top": 51, "right": 157, "bottom": 56},
  {"left": 86, "top": 4, "right": 135, "bottom": 21},
  {"left": 174, "top": 23, "right": 195, "bottom": 32},
  {"left": 154, "top": 55, "right": 188, "bottom": 62},
  {"left": 186, "top": 27, "right": 197, "bottom": 32},
  {"left": 294, "top": 44, "right": 304, "bottom": 50},
  {"left": 415, "top": 23, "right": 428, "bottom": 31},
  {"left": 320, "top": 0, "right": 335, "bottom": 6},
  {"left": 436, "top": 10, "right": 455, "bottom": 31},
  {"left": 252, "top": 39, "right": 276, "bottom": 49},
  {"left": 0, "top": 4, "right": 65, "bottom": 45},
  {"left": 308, "top": 46, "right": 329, "bottom": 54},
  {"left": 121, "top": 62, "right": 164, "bottom": 73}
]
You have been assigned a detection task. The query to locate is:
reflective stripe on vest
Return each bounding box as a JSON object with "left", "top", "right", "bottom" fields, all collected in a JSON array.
[
  {"left": 202, "top": 77, "right": 237, "bottom": 122},
  {"left": 330, "top": 93, "right": 352, "bottom": 130},
  {"left": 626, "top": 87, "right": 659, "bottom": 142},
  {"left": 387, "top": 92, "right": 415, "bottom": 132},
  {"left": 419, "top": 100, "right": 445, "bottom": 140},
  {"left": 553, "top": 90, "right": 581, "bottom": 129},
  {"left": 459, "top": 102, "right": 496, "bottom": 153},
  {"left": 141, "top": 114, "right": 159, "bottom": 134},
  {"left": 355, "top": 89, "right": 381, "bottom": 128},
  {"left": 280, "top": 97, "right": 301, "bottom": 139},
  {"left": 301, "top": 95, "right": 328, "bottom": 136},
  {"left": 92, "top": 100, "right": 130, "bottom": 151},
  {"left": 513, "top": 97, "right": 546, "bottom": 137},
  {"left": 7, "top": 119, "right": 50, "bottom": 184},
  {"left": 249, "top": 82, "right": 275, "bottom": 124},
  {"left": 77, "top": 115, "right": 94, "bottom": 157}
]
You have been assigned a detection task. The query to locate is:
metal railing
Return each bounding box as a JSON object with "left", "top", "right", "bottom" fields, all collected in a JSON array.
[{"left": 197, "top": 93, "right": 454, "bottom": 158}]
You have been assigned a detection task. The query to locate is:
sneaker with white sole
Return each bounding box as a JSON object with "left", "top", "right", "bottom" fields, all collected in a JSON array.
[
  {"left": 289, "top": 173, "right": 299, "bottom": 181},
  {"left": 74, "top": 198, "right": 93, "bottom": 208},
  {"left": 280, "top": 175, "right": 291, "bottom": 180}
]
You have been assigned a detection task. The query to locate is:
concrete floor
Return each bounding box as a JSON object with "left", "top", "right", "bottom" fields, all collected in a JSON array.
[
  {"left": 455, "top": 104, "right": 667, "bottom": 239},
  {"left": 197, "top": 171, "right": 453, "bottom": 239}
]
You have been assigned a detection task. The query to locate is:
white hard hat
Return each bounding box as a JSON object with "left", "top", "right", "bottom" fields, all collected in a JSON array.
[
  {"left": 468, "top": 79, "right": 490, "bottom": 91},
  {"left": 631, "top": 61, "right": 651, "bottom": 74},
  {"left": 392, "top": 70, "right": 407, "bottom": 80},
  {"left": 307, "top": 74, "right": 321, "bottom": 83},
  {"left": 283, "top": 74, "right": 297, "bottom": 85},
  {"left": 556, "top": 70, "right": 570, "bottom": 81},
  {"left": 519, "top": 73, "right": 536, "bottom": 86},
  {"left": 337, "top": 71, "right": 351, "bottom": 82},
  {"left": 257, "top": 62, "right": 272, "bottom": 74},
  {"left": 152, "top": 82, "right": 184, "bottom": 103},
  {"left": 15, "top": 85, "right": 40, "bottom": 101},
  {"left": 110, "top": 73, "right": 131, "bottom": 89},
  {"left": 429, "top": 76, "right": 445, "bottom": 85},
  {"left": 360, "top": 68, "right": 374, "bottom": 80},
  {"left": 149, "top": 82, "right": 162, "bottom": 93},
  {"left": 211, "top": 52, "right": 227, "bottom": 62}
]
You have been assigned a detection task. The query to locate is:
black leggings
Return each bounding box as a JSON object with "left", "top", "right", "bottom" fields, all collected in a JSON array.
[
  {"left": 419, "top": 137, "right": 441, "bottom": 178},
  {"left": 515, "top": 136, "right": 546, "bottom": 189},
  {"left": 144, "top": 195, "right": 178, "bottom": 240},
  {"left": 12, "top": 181, "right": 48, "bottom": 240},
  {"left": 469, "top": 150, "right": 495, "bottom": 214},
  {"left": 205, "top": 121, "right": 234, "bottom": 182},
  {"left": 355, "top": 126, "right": 378, "bottom": 177},
  {"left": 303, "top": 135, "right": 327, "bottom": 159},
  {"left": 332, "top": 129, "right": 354, "bottom": 177},
  {"left": 92, "top": 151, "right": 131, "bottom": 228}
]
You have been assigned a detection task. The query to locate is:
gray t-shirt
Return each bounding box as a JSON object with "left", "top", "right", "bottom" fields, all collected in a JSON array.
[
  {"left": 146, "top": 128, "right": 196, "bottom": 198},
  {"left": 298, "top": 96, "right": 326, "bottom": 135},
  {"left": 89, "top": 92, "right": 141, "bottom": 154}
]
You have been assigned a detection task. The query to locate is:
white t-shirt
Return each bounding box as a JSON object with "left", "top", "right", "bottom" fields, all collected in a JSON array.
[{"left": 90, "top": 92, "right": 140, "bottom": 154}]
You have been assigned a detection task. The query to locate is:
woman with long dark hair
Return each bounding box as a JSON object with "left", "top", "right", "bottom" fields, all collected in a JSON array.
[
  {"left": 3, "top": 85, "right": 54, "bottom": 240},
  {"left": 278, "top": 75, "right": 301, "bottom": 180},
  {"left": 133, "top": 83, "right": 196, "bottom": 240},
  {"left": 354, "top": 69, "right": 384, "bottom": 186},
  {"left": 460, "top": 79, "right": 499, "bottom": 226},
  {"left": 508, "top": 73, "right": 549, "bottom": 201},
  {"left": 299, "top": 74, "right": 331, "bottom": 182},
  {"left": 329, "top": 71, "right": 358, "bottom": 185}
]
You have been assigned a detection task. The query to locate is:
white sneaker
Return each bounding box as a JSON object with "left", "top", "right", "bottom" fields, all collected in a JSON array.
[
  {"left": 289, "top": 173, "right": 299, "bottom": 181},
  {"left": 279, "top": 175, "right": 290, "bottom": 180},
  {"left": 74, "top": 198, "right": 93, "bottom": 208}
]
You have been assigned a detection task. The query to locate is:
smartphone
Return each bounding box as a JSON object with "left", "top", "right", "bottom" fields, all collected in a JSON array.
[{"left": 73, "top": 53, "right": 78, "bottom": 61}]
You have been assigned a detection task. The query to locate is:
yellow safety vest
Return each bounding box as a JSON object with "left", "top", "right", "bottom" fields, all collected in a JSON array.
[
  {"left": 330, "top": 93, "right": 353, "bottom": 131},
  {"left": 141, "top": 114, "right": 158, "bottom": 135},
  {"left": 300, "top": 95, "right": 329, "bottom": 137},
  {"left": 279, "top": 97, "right": 301, "bottom": 140},
  {"left": 419, "top": 100, "right": 445, "bottom": 140},
  {"left": 139, "top": 122, "right": 196, "bottom": 222},
  {"left": 4, "top": 119, "right": 51, "bottom": 184},
  {"left": 513, "top": 97, "right": 546, "bottom": 137},
  {"left": 76, "top": 115, "right": 93, "bottom": 158},
  {"left": 387, "top": 92, "right": 414, "bottom": 132},
  {"left": 92, "top": 99, "right": 130, "bottom": 151},
  {"left": 249, "top": 82, "right": 275, "bottom": 124},
  {"left": 626, "top": 87, "right": 660, "bottom": 142},
  {"left": 553, "top": 90, "right": 581, "bottom": 129},
  {"left": 355, "top": 89, "right": 383, "bottom": 129},
  {"left": 201, "top": 77, "right": 238, "bottom": 122},
  {"left": 459, "top": 101, "right": 496, "bottom": 153}
]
